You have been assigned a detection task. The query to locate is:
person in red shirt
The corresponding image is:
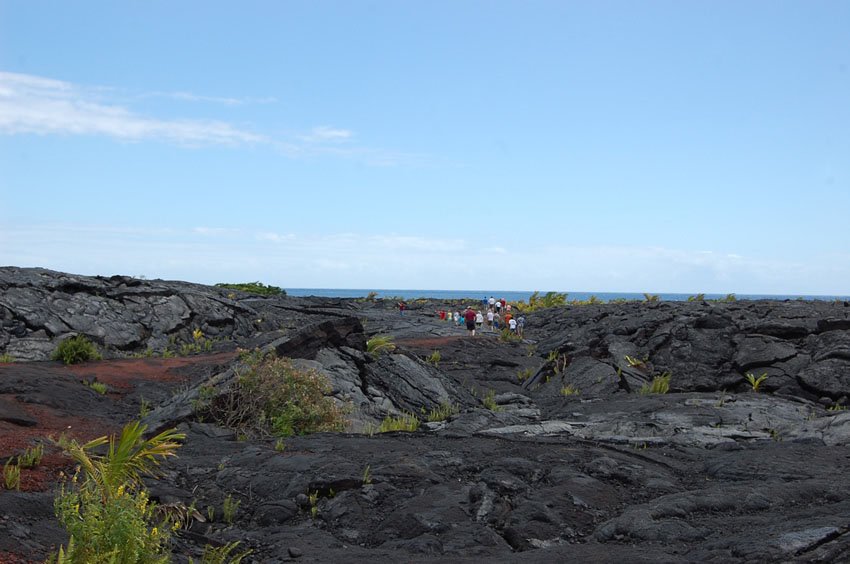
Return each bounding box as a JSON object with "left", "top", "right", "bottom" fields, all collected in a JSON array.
[{"left": 464, "top": 307, "right": 477, "bottom": 336}]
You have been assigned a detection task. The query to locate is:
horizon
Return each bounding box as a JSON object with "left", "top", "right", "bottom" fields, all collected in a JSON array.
[{"left": 2, "top": 2, "right": 849, "bottom": 295}]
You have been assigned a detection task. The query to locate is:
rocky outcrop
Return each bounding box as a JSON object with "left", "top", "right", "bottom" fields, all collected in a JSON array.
[
  {"left": 527, "top": 299, "right": 850, "bottom": 404},
  {"left": 0, "top": 267, "right": 348, "bottom": 360}
]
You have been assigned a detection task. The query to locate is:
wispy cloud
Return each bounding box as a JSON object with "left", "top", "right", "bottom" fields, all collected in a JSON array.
[
  {"left": 299, "top": 126, "right": 353, "bottom": 143},
  {"left": 0, "top": 71, "right": 267, "bottom": 146},
  {"left": 142, "top": 91, "right": 277, "bottom": 106},
  {"left": 256, "top": 231, "right": 296, "bottom": 243},
  {"left": 193, "top": 227, "right": 241, "bottom": 236},
  {"left": 0, "top": 71, "right": 420, "bottom": 165}
]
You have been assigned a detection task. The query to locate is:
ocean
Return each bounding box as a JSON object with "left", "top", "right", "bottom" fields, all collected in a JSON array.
[{"left": 285, "top": 289, "right": 850, "bottom": 302}]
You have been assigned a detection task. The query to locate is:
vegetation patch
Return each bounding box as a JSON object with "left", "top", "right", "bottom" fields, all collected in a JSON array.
[
  {"left": 426, "top": 402, "right": 459, "bottom": 422},
  {"left": 88, "top": 381, "right": 108, "bottom": 395},
  {"left": 210, "top": 353, "right": 347, "bottom": 438},
  {"left": 3, "top": 459, "right": 20, "bottom": 491},
  {"left": 639, "top": 372, "right": 671, "bottom": 395},
  {"left": 426, "top": 349, "right": 441, "bottom": 365},
  {"left": 378, "top": 413, "right": 420, "bottom": 432},
  {"left": 482, "top": 389, "right": 502, "bottom": 412},
  {"left": 560, "top": 385, "right": 580, "bottom": 396},
  {"left": 52, "top": 421, "right": 184, "bottom": 563},
  {"left": 745, "top": 371, "right": 768, "bottom": 392},
  {"left": 514, "top": 291, "right": 568, "bottom": 312},
  {"left": 214, "top": 281, "right": 285, "bottom": 296},
  {"left": 366, "top": 335, "right": 396, "bottom": 358},
  {"left": 0, "top": 353, "right": 14, "bottom": 363},
  {"left": 52, "top": 335, "right": 102, "bottom": 365},
  {"left": 18, "top": 443, "right": 45, "bottom": 468},
  {"left": 190, "top": 541, "right": 251, "bottom": 564}
]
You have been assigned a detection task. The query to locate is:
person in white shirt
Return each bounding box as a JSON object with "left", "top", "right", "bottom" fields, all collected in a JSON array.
[
  {"left": 509, "top": 317, "right": 518, "bottom": 333},
  {"left": 486, "top": 310, "right": 494, "bottom": 331}
]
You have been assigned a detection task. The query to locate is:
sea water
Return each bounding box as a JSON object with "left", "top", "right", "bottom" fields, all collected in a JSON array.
[{"left": 285, "top": 289, "right": 849, "bottom": 302}]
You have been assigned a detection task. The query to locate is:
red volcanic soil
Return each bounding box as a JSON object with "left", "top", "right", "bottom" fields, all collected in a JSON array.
[{"left": 0, "top": 353, "right": 236, "bottom": 493}]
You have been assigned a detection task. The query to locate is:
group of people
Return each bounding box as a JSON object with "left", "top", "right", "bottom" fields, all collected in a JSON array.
[{"left": 436, "top": 296, "right": 525, "bottom": 337}]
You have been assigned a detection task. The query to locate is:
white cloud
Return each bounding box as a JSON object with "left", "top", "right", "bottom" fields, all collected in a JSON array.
[
  {"left": 0, "top": 71, "right": 267, "bottom": 146},
  {"left": 300, "top": 125, "right": 353, "bottom": 143},
  {"left": 256, "top": 232, "right": 296, "bottom": 243},
  {"left": 0, "top": 71, "right": 425, "bottom": 165},
  {"left": 143, "top": 91, "right": 278, "bottom": 106}
]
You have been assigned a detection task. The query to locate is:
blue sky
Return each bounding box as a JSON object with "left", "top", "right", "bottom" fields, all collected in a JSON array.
[{"left": 1, "top": 1, "right": 848, "bottom": 294}]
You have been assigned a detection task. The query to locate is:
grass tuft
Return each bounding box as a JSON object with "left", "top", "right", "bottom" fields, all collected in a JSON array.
[
  {"left": 378, "top": 413, "right": 420, "bottom": 432},
  {"left": 366, "top": 335, "right": 396, "bottom": 358},
  {"left": 639, "top": 372, "right": 671, "bottom": 395}
]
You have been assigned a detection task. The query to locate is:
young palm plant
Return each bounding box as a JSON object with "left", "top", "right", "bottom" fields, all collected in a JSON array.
[{"left": 54, "top": 421, "right": 185, "bottom": 563}]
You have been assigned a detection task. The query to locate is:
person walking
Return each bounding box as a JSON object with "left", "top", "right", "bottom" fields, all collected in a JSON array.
[
  {"left": 486, "top": 310, "right": 494, "bottom": 331},
  {"left": 475, "top": 310, "right": 484, "bottom": 330},
  {"left": 517, "top": 315, "right": 526, "bottom": 338},
  {"left": 464, "top": 307, "right": 477, "bottom": 336}
]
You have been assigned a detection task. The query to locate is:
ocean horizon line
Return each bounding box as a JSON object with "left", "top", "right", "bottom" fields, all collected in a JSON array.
[{"left": 285, "top": 288, "right": 850, "bottom": 302}]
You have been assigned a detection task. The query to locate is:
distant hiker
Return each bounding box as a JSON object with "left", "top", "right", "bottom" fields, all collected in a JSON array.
[
  {"left": 493, "top": 311, "right": 501, "bottom": 330},
  {"left": 439, "top": 310, "right": 446, "bottom": 321},
  {"left": 398, "top": 301, "right": 406, "bottom": 315},
  {"left": 500, "top": 298, "right": 507, "bottom": 310},
  {"left": 495, "top": 300, "right": 502, "bottom": 313},
  {"left": 509, "top": 317, "right": 518, "bottom": 334},
  {"left": 488, "top": 296, "right": 496, "bottom": 310},
  {"left": 486, "top": 310, "right": 494, "bottom": 331},
  {"left": 455, "top": 311, "right": 462, "bottom": 327},
  {"left": 517, "top": 315, "right": 526, "bottom": 337},
  {"left": 475, "top": 310, "right": 484, "bottom": 329},
  {"left": 464, "top": 307, "right": 477, "bottom": 336}
]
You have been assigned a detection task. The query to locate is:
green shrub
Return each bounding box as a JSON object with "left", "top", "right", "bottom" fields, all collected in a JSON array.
[
  {"left": 215, "top": 282, "right": 285, "bottom": 296},
  {"left": 426, "top": 350, "right": 441, "bottom": 365},
  {"left": 366, "top": 335, "right": 396, "bottom": 357},
  {"left": 212, "top": 354, "right": 347, "bottom": 438},
  {"left": 0, "top": 353, "right": 13, "bottom": 363},
  {"left": 53, "top": 421, "right": 184, "bottom": 563},
  {"left": 516, "top": 368, "right": 533, "bottom": 382},
  {"left": 52, "top": 335, "right": 102, "bottom": 365},
  {"left": 643, "top": 293, "right": 660, "bottom": 303},
  {"left": 515, "top": 291, "right": 568, "bottom": 312},
  {"left": 378, "top": 413, "right": 420, "bottom": 432},
  {"left": 570, "top": 295, "right": 604, "bottom": 306},
  {"left": 88, "top": 381, "right": 108, "bottom": 395},
  {"left": 687, "top": 294, "right": 705, "bottom": 302},
  {"left": 639, "top": 372, "right": 671, "bottom": 395}
]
